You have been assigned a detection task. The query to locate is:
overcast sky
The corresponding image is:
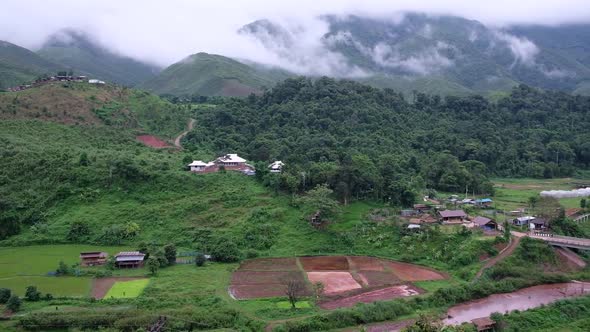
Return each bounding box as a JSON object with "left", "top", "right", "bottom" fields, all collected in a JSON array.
[{"left": 1, "top": 0, "right": 589, "bottom": 67}]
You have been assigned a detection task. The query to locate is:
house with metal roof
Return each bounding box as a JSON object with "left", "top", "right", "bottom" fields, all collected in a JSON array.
[{"left": 115, "top": 251, "right": 145, "bottom": 268}]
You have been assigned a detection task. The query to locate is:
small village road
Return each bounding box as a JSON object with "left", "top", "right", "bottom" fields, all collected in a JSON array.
[
  {"left": 174, "top": 118, "right": 195, "bottom": 148},
  {"left": 474, "top": 234, "right": 522, "bottom": 280}
]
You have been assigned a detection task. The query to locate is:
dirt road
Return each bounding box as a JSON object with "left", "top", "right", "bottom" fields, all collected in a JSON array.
[
  {"left": 474, "top": 233, "right": 523, "bottom": 279},
  {"left": 174, "top": 118, "right": 195, "bottom": 148}
]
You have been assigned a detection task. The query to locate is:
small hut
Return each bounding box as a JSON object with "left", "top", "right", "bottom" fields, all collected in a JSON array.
[{"left": 79, "top": 252, "right": 108, "bottom": 267}]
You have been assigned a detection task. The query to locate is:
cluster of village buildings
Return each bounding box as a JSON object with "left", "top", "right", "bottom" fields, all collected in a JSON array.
[
  {"left": 187, "top": 153, "right": 284, "bottom": 175},
  {"left": 79, "top": 251, "right": 145, "bottom": 268},
  {"left": 403, "top": 197, "right": 588, "bottom": 233},
  {"left": 5, "top": 73, "right": 105, "bottom": 92}
]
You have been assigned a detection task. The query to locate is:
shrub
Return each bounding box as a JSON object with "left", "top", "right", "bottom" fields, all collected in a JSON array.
[
  {"left": 6, "top": 295, "right": 21, "bottom": 312},
  {"left": 0, "top": 288, "right": 11, "bottom": 303},
  {"left": 163, "top": 244, "right": 177, "bottom": 266},
  {"left": 56, "top": 260, "right": 70, "bottom": 275},
  {"left": 210, "top": 238, "right": 241, "bottom": 262},
  {"left": 25, "top": 286, "right": 41, "bottom": 301},
  {"left": 195, "top": 253, "right": 206, "bottom": 267}
]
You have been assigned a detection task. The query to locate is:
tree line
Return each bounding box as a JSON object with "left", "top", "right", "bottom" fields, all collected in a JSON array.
[{"left": 185, "top": 77, "right": 590, "bottom": 203}]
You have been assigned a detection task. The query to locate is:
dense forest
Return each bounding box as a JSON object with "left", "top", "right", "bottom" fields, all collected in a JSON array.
[{"left": 185, "top": 77, "right": 590, "bottom": 204}]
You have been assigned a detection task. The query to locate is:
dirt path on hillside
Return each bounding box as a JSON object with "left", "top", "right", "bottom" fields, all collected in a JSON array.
[
  {"left": 474, "top": 233, "right": 523, "bottom": 280},
  {"left": 174, "top": 118, "right": 195, "bottom": 148},
  {"left": 556, "top": 247, "right": 587, "bottom": 269}
]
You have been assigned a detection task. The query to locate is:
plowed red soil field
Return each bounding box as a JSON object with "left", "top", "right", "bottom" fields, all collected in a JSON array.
[
  {"left": 320, "top": 284, "right": 422, "bottom": 309},
  {"left": 300, "top": 256, "right": 349, "bottom": 271},
  {"left": 307, "top": 272, "right": 362, "bottom": 294},
  {"left": 358, "top": 271, "right": 401, "bottom": 287},
  {"left": 239, "top": 257, "right": 299, "bottom": 271},
  {"left": 384, "top": 261, "right": 447, "bottom": 281},
  {"left": 348, "top": 256, "right": 385, "bottom": 271},
  {"left": 229, "top": 256, "right": 447, "bottom": 306},
  {"left": 231, "top": 271, "right": 303, "bottom": 285},
  {"left": 136, "top": 135, "right": 170, "bottom": 148}
]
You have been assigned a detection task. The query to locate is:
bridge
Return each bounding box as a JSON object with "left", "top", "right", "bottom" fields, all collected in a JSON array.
[{"left": 529, "top": 232, "right": 590, "bottom": 250}]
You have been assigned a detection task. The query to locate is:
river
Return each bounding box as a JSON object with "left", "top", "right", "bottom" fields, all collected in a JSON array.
[{"left": 444, "top": 282, "right": 590, "bottom": 325}]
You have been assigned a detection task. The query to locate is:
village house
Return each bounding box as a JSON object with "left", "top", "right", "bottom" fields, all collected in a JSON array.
[
  {"left": 269, "top": 161, "right": 284, "bottom": 173},
  {"left": 115, "top": 251, "right": 145, "bottom": 268},
  {"left": 413, "top": 204, "right": 431, "bottom": 214},
  {"left": 471, "top": 317, "right": 495, "bottom": 332},
  {"left": 475, "top": 198, "right": 493, "bottom": 207},
  {"left": 473, "top": 216, "right": 498, "bottom": 231},
  {"left": 79, "top": 251, "right": 108, "bottom": 267},
  {"left": 513, "top": 216, "right": 535, "bottom": 226},
  {"left": 439, "top": 210, "right": 467, "bottom": 224},
  {"left": 187, "top": 153, "right": 255, "bottom": 174},
  {"left": 530, "top": 217, "right": 548, "bottom": 230},
  {"left": 188, "top": 160, "right": 213, "bottom": 172}
]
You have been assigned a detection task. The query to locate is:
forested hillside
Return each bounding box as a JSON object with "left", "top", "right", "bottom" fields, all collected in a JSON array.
[
  {"left": 0, "top": 84, "right": 189, "bottom": 241},
  {"left": 185, "top": 78, "right": 590, "bottom": 204}
]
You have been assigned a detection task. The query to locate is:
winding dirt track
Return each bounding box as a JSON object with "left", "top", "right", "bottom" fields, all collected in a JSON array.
[
  {"left": 174, "top": 118, "right": 195, "bottom": 148},
  {"left": 474, "top": 233, "right": 522, "bottom": 279}
]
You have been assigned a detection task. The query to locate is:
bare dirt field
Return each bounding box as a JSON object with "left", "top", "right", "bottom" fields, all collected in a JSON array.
[
  {"left": 307, "top": 272, "right": 362, "bottom": 294},
  {"left": 136, "top": 135, "right": 170, "bottom": 148},
  {"left": 231, "top": 271, "right": 303, "bottom": 285},
  {"left": 384, "top": 261, "right": 447, "bottom": 281},
  {"left": 348, "top": 256, "right": 385, "bottom": 271},
  {"left": 230, "top": 256, "right": 448, "bottom": 306},
  {"left": 91, "top": 277, "right": 145, "bottom": 299},
  {"left": 300, "top": 256, "right": 349, "bottom": 271},
  {"left": 229, "top": 284, "right": 311, "bottom": 299},
  {"left": 239, "top": 257, "right": 299, "bottom": 271},
  {"left": 319, "top": 284, "right": 422, "bottom": 309},
  {"left": 358, "top": 271, "right": 401, "bottom": 287}
]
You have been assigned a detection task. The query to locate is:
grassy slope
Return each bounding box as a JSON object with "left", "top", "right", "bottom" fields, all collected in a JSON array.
[
  {"left": 139, "top": 53, "right": 289, "bottom": 97},
  {"left": 37, "top": 46, "right": 159, "bottom": 87},
  {"left": 0, "top": 83, "right": 188, "bottom": 138},
  {"left": 0, "top": 40, "right": 62, "bottom": 88}
]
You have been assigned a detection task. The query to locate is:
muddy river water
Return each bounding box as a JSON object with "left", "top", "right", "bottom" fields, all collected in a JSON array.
[{"left": 445, "top": 282, "right": 590, "bottom": 325}]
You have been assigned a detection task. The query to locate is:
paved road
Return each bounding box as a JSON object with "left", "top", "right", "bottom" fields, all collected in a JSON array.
[{"left": 174, "top": 118, "right": 195, "bottom": 148}]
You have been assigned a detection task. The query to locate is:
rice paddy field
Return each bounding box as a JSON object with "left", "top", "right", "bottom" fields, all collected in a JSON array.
[
  {"left": 104, "top": 279, "right": 150, "bottom": 298},
  {"left": 0, "top": 245, "right": 130, "bottom": 297},
  {"left": 492, "top": 178, "right": 589, "bottom": 211}
]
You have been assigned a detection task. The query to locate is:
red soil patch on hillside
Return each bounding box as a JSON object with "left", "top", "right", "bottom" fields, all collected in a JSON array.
[
  {"left": 320, "top": 284, "right": 422, "bottom": 309},
  {"left": 238, "top": 257, "right": 299, "bottom": 271},
  {"left": 91, "top": 277, "right": 145, "bottom": 299},
  {"left": 384, "top": 261, "right": 447, "bottom": 281},
  {"left": 358, "top": 271, "right": 401, "bottom": 287},
  {"left": 229, "top": 256, "right": 448, "bottom": 307},
  {"left": 231, "top": 271, "right": 302, "bottom": 285},
  {"left": 136, "top": 135, "right": 170, "bottom": 148},
  {"left": 300, "top": 256, "right": 349, "bottom": 271},
  {"left": 348, "top": 256, "right": 385, "bottom": 271},
  {"left": 307, "top": 271, "right": 362, "bottom": 294}
]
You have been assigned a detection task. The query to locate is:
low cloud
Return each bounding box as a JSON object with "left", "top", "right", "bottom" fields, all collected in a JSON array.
[
  {"left": 541, "top": 188, "right": 590, "bottom": 198},
  {"left": 494, "top": 32, "right": 539, "bottom": 67}
]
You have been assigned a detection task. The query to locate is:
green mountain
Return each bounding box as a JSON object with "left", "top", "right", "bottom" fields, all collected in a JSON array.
[
  {"left": 37, "top": 29, "right": 161, "bottom": 87},
  {"left": 0, "top": 40, "right": 62, "bottom": 89},
  {"left": 238, "top": 14, "right": 590, "bottom": 95},
  {"left": 139, "top": 52, "right": 291, "bottom": 97}
]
